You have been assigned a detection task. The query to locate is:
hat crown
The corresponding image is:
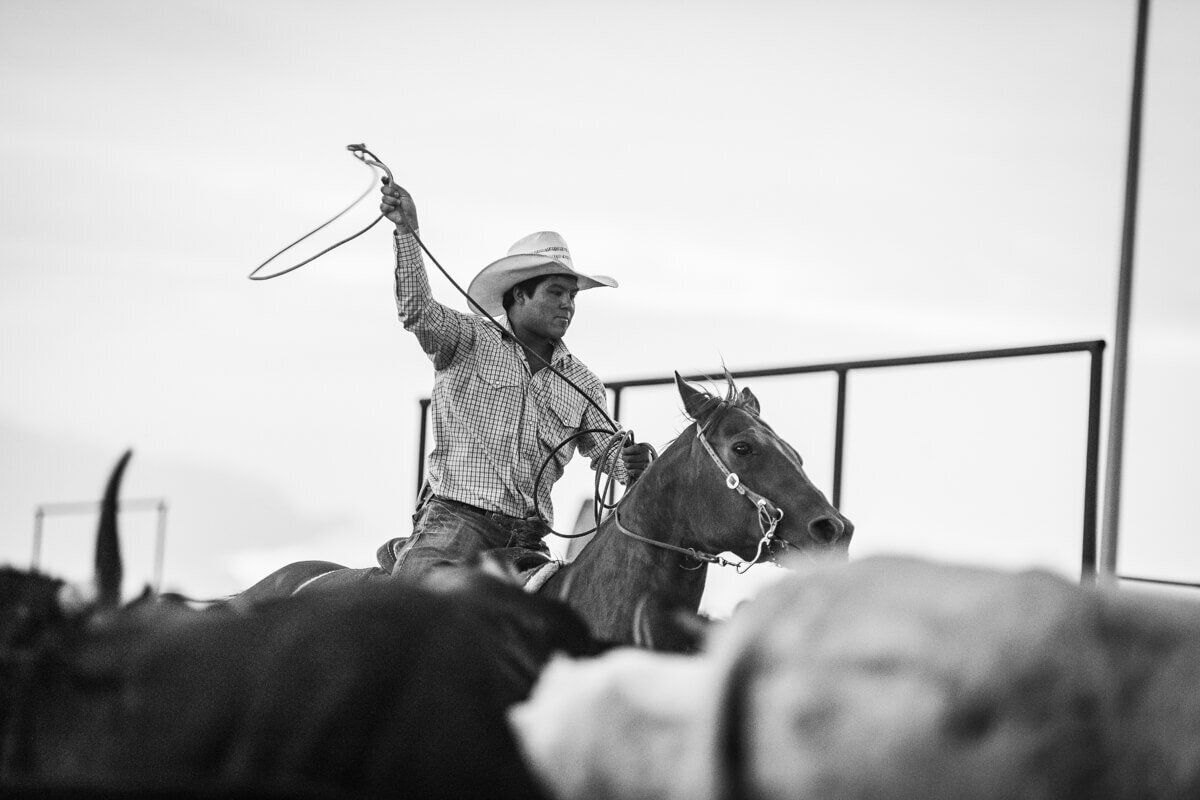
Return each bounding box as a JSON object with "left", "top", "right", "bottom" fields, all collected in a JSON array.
[
  {"left": 506, "top": 231, "right": 573, "bottom": 269},
  {"left": 466, "top": 231, "right": 616, "bottom": 317}
]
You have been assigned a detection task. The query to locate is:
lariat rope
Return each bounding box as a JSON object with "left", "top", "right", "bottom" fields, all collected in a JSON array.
[
  {"left": 247, "top": 171, "right": 385, "bottom": 280},
  {"left": 249, "top": 144, "right": 619, "bottom": 434},
  {"left": 532, "top": 428, "right": 654, "bottom": 540},
  {"left": 250, "top": 144, "right": 635, "bottom": 540}
]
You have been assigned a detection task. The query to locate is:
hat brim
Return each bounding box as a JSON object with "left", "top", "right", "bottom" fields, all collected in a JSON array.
[{"left": 466, "top": 254, "right": 618, "bottom": 318}]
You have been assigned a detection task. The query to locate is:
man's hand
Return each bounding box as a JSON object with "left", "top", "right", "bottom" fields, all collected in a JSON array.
[
  {"left": 621, "top": 439, "right": 654, "bottom": 483},
  {"left": 380, "top": 179, "right": 419, "bottom": 233}
]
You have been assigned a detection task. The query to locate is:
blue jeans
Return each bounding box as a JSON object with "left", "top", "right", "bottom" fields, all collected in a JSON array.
[{"left": 392, "top": 496, "right": 551, "bottom": 577}]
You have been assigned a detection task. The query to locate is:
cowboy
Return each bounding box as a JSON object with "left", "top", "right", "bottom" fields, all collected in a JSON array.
[{"left": 378, "top": 179, "right": 654, "bottom": 577}]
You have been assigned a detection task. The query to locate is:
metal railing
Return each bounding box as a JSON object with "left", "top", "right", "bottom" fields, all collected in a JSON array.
[
  {"left": 33, "top": 498, "right": 169, "bottom": 593},
  {"left": 417, "top": 340, "right": 1108, "bottom": 583},
  {"left": 1118, "top": 575, "right": 1200, "bottom": 592}
]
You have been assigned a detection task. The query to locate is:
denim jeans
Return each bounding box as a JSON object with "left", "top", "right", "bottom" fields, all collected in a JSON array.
[{"left": 392, "top": 496, "right": 551, "bottom": 577}]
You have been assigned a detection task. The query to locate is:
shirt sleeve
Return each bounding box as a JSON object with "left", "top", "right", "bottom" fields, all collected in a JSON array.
[{"left": 393, "top": 230, "right": 472, "bottom": 370}]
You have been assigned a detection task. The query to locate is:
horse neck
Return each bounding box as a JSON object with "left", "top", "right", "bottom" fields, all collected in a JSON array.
[{"left": 557, "top": 425, "right": 710, "bottom": 610}]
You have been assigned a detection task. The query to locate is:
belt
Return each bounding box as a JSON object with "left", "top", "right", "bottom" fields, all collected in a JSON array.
[{"left": 434, "top": 495, "right": 528, "bottom": 522}]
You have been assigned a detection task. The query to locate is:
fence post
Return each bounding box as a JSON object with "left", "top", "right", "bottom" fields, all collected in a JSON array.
[
  {"left": 416, "top": 398, "right": 431, "bottom": 500},
  {"left": 1081, "top": 343, "right": 1106, "bottom": 584},
  {"left": 832, "top": 369, "right": 848, "bottom": 509}
]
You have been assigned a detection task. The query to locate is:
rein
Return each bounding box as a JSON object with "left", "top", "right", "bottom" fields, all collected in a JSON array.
[
  {"left": 612, "top": 411, "right": 785, "bottom": 574},
  {"left": 611, "top": 506, "right": 741, "bottom": 571}
]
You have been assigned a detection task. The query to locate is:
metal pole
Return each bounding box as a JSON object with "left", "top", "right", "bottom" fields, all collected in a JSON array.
[
  {"left": 1081, "top": 343, "right": 1106, "bottom": 584},
  {"left": 1101, "top": 0, "right": 1151, "bottom": 585},
  {"left": 608, "top": 387, "right": 625, "bottom": 506},
  {"left": 832, "top": 370, "right": 848, "bottom": 509},
  {"left": 153, "top": 501, "right": 168, "bottom": 594},
  {"left": 33, "top": 507, "right": 44, "bottom": 570},
  {"left": 416, "top": 398, "right": 431, "bottom": 500}
]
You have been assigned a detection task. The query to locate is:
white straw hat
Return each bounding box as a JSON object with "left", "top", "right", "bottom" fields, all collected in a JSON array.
[{"left": 467, "top": 231, "right": 617, "bottom": 317}]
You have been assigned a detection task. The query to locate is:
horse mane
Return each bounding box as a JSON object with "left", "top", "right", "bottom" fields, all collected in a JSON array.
[{"left": 687, "top": 368, "right": 753, "bottom": 423}]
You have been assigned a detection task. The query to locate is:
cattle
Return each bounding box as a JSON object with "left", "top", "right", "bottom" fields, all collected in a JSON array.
[
  {"left": 510, "top": 556, "right": 1200, "bottom": 800},
  {"left": 1, "top": 452, "right": 606, "bottom": 799}
]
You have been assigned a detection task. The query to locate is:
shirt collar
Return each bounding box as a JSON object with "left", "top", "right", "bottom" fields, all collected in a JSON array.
[{"left": 500, "top": 315, "right": 573, "bottom": 365}]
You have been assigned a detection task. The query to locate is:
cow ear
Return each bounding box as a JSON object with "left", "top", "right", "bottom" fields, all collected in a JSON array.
[
  {"left": 675, "top": 372, "right": 711, "bottom": 420},
  {"left": 739, "top": 387, "right": 761, "bottom": 415}
]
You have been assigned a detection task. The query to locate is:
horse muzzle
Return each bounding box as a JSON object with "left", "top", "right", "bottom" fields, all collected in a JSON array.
[
  {"left": 770, "top": 513, "right": 852, "bottom": 562},
  {"left": 809, "top": 513, "right": 853, "bottom": 547}
]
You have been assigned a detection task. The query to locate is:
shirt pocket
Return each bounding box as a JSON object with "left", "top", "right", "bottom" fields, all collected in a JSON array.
[
  {"left": 464, "top": 359, "right": 525, "bottom": 455},
  {"left": 538, "top": 389, "right": 589, "bottom": 467},
  {"left": 473, "top": 358, "right": 523, "bottom": 392}
]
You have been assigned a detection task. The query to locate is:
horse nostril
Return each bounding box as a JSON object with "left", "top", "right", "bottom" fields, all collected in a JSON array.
[{"left": 808, "top": 516, "right": 844, "bottom": 544}]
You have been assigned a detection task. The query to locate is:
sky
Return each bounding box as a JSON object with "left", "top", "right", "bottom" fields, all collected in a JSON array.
[{"left": 2, "top": 0, "right": 1198, "bottom": 613}]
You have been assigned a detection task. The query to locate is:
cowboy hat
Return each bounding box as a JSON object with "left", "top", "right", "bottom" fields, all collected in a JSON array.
[{"left": 467, "top": 231, "right": 618, "bottom": 317}]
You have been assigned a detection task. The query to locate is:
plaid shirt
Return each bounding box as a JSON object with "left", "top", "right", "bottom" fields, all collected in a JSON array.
[{"left": 394, "top": 231, "right": 627, "bottom": 525}]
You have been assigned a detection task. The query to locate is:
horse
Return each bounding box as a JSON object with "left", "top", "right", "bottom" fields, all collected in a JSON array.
[
  {"left": 539, "top": 371, "right": 852, "bottom": 645},
  {"left": 230, "top": 372, "right": 853, "bottom": 650}
]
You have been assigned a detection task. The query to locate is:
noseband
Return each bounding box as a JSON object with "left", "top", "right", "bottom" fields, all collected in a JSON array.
[{"left": 613, "top": 414, "right": 785, "bottom": 574}]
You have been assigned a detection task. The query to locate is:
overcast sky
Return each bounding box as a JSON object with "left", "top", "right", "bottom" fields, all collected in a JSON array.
[{"left": 2, "top": 0, "right": 1197, "bottom": 611}]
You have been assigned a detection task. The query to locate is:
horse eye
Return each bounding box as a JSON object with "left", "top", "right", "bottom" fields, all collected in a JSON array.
[{"left": 732, "top": 442, "right": 752, "bottom": 456}]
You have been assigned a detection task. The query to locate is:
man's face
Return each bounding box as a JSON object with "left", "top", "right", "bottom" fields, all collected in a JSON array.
[{"left": 513, "top": 275, "right": 579, "bottom": 340}]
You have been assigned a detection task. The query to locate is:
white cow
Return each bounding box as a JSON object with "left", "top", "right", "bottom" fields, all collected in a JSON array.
[{"left": 511, "top": 556, "right": 1200, "bottom": 800}]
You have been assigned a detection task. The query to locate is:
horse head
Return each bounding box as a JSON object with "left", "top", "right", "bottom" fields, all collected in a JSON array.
[{"left": 670, "top": 372, "right": 853, "bottom": 564}]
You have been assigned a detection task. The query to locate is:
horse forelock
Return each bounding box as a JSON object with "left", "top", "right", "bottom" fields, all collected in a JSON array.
[
  {"left": 693, "top": 391, "right": 757, "bottom": 428},
  {"left": 708, "top": 399, "right": 775, "bottom": 442}
]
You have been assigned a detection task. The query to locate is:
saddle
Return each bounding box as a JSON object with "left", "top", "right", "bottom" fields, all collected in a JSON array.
[{"left": 376, "top": 538, "right": 561, "bottom": 593}]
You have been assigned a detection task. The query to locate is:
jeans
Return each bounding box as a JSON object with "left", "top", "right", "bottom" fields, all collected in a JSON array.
[{"left": 392, "top": 496, "right": 551, "bottom": 577}]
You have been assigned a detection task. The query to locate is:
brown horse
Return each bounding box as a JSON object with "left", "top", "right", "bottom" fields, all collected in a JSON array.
[
  {"left": 539, "top": 372, "right": 852, "bottom": 645},
  {"left": 231, "top": 373, "right": 853, "bottom": 648}
]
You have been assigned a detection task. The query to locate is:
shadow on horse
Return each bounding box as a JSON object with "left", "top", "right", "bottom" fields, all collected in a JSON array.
[{"left": 230, "top": 372, "right": 853, "bottom": 649}]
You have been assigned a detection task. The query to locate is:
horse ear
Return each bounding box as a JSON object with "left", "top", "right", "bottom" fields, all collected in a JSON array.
[
  {"left": 739, "top": 387, "right": 761, "bottom": 415},
  {"left": 675, "top": 372, "right": 710, "bottom": 420}
]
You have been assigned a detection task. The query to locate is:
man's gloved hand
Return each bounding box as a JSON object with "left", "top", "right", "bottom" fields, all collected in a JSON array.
[{"left": 620, "top": 435, "right": 654, "bottom": 483}]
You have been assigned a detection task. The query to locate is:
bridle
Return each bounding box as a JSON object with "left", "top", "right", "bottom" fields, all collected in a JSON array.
[{"left": 613, "top": 406, "right": 785, "bottom": 574}]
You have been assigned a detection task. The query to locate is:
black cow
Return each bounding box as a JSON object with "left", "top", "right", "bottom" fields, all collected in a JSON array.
[{"left": 1, "top": 452, "right": 606, "bottom": 799}]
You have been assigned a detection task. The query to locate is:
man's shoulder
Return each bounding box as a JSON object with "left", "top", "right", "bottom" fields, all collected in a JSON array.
[
  {"left": 442, "top": 314, "right": 510, "bottom": 360},
  {"left": 557, "top": 354, "right": 605, "bottom": 393}
]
